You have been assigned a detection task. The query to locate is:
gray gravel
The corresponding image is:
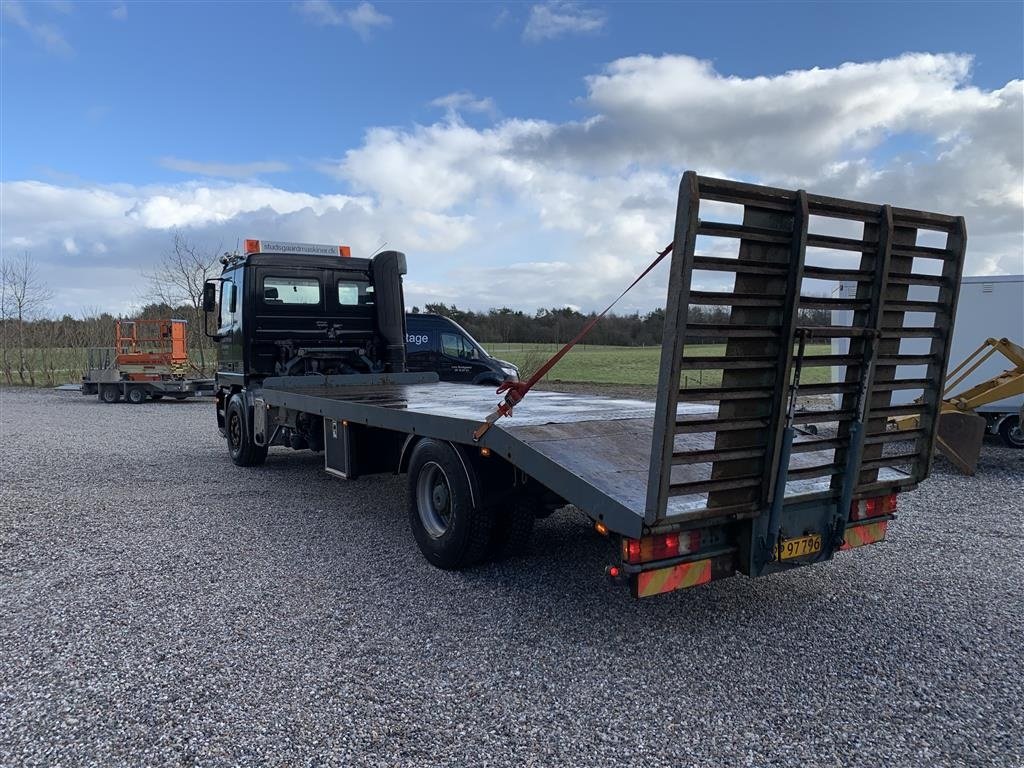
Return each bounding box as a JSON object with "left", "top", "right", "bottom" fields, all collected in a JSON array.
[{"left": 1, "top": 386, "right": 1022, "bottom": 767}]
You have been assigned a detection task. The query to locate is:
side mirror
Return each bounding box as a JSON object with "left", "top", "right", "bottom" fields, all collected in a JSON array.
[{"left": 202, "top": 282, "right": 217, "bottom": 312}]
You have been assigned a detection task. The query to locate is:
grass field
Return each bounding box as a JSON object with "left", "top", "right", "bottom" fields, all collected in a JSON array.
[
  {"left": 486, "top": 342, "right": 833, "bottom": 387},
  {"left": 6, "top": 342, "right": 834, "bottom": 389}
]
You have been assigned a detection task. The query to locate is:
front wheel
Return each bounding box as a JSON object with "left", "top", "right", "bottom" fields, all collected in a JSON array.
[
  {"left": 226, "top": 395, "right": 268, "bottom": 467},
  {"left": 100, "top": 385, "right": 120, "bottom": 404},
  {"left": 407, "top": 439, "right": 492, "bottom": 569},
  {"left": 999, "top": 416, "right": 1024, "bottom": 449}
]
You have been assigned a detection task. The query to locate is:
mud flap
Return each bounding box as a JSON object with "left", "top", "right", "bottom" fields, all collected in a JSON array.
[{"left": 935, "top": 411, "right": 987, "bottom": 475}]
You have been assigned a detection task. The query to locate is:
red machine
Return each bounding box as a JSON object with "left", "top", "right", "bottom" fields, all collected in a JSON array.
[{"left": 115, "top": 319, "right": 189, "bottom": 380}]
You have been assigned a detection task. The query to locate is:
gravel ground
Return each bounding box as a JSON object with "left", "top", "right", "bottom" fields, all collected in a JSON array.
[{"left": 1, "top": 386, "right": 1022, "bottom": 767}]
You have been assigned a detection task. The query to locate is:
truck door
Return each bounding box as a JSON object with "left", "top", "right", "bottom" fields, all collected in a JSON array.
[{"left": 439, "top": 332, "right": 477, "bottom": 382}]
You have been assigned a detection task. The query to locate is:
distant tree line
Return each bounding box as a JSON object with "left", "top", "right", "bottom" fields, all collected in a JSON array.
[
  {"left": 2, "top": 233, "right": 832, "bottom": 386},
  {"left": 411, "top": 303, "right": 831, "bottom": 346}
]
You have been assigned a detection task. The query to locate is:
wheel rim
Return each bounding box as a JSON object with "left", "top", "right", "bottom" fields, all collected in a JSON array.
[
  {"left": 416, "top": 461, "right": 452, "bottom": 538},
  {"left": 1010, "top": 423, "right": 1024, "bottom": 445},
  {"left": 228, "top": 411, "right": 242, "bottom": 450}
]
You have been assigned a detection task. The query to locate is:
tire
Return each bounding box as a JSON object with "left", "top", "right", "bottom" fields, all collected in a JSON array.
[
  {"left": 489, "top": 496, "right": 536, "bottom": 559},
  {"left": 150, "top": 393, "right": 164, "bottom": 401},
  {"left": 407, "top": 439, "right": 492, "bottom": 569},
  {"left": 126, "top": 387, "right": 146, "bottom": 404},
  {"left": 226, "top": 395, "right": 268, "bottom": 467},
  {"left": 100, "top": 386, "right": 120, "bottom": 404},
  {"left": 999, "top": 416, "right": 1024, "bottom": 449}
]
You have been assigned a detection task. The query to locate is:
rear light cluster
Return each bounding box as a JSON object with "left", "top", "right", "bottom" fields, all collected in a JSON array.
[
  {"left": 622, "top": 531, "right": 702, "bottom": 564},
  {"left": 850, "top": 493, "right": 897, "bottom": 521}
]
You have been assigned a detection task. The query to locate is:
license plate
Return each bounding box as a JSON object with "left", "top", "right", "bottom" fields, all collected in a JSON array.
[{"left": 777, "top": 533, "right": 822, "bottom": 561}]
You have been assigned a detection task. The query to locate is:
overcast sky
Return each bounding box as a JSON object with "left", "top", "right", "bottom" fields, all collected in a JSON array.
[{"left": 2, "top": 0, "right": 1022, "bottom": 316}]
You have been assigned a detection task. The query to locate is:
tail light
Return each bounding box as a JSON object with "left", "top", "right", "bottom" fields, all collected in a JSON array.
[
  {"left": 622, "top": 531, "right": 702, "bottom": 564},
  {"left": 851, "top": 493, "right": 898, "bottom": 521}
]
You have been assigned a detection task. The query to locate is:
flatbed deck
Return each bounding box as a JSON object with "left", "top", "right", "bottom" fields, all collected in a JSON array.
[{"left": 261, "top": 379, "right": 908, "bottom": 537}]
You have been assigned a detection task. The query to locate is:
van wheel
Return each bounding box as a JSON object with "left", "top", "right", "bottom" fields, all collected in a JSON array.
[
  {"left": 126, "top": 387, "right": 146, "bottom": 404},
  {"left": 226, "top": 395, "right": 268, "bottom": 467},
  {"left": 489, "top": 496, "right": 535, "bottom": 558},
  {"left": 999, "top": 416, "right": 1024, "bottom": 449},
  {"left": 100, "top": 386, "right": 120, "bottom": 404},
  {"left": 408, "top": 439, "right": 493, "bottom": 569}
]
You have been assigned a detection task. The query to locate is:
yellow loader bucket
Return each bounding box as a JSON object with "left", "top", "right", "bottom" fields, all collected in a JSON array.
[{"left": 935, "top": 411, "right": 988, "bottom": 475}]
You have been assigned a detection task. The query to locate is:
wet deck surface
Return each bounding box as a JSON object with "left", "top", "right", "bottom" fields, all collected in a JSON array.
[{"left": 267, "top": 381, "right": 907, "bottom": 520}]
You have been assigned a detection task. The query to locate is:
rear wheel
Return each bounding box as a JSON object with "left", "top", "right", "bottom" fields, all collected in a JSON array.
[
  {"left": 100, "top": 386, "right": 120, "bottom": 404},
  {"left": 999, "top": 416, "right": 1024, "bottom": 449},
  {"left": 226, "top": 395, "right": 267, "bottom": 467},
  {"left": 407, "top": 439, "right": 492, "bottom": 569},
  {"left": 126, "top": 387, "right": 146, "bottom": 404}
]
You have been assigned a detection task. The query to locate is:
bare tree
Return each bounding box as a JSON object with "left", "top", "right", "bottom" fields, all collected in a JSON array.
[
  {"left": 143, "top": 231, "right": 221, "bottom": 371},
  {"left": 0, "top": 252, "right": 53, "bottom": 385}
]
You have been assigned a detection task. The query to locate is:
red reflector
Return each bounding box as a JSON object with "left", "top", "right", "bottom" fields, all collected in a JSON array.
[
  {"left": 244, "top": 238, "right": 260, "bottom": 254},
  {"left": 851, "top": 493, "right": 898, "bottom": 521},
  {"left": 339, "top": 245, "right": 351, "bottom": 257},
  {"left": 622, "top": 530, "right": 704, "bottom": 564}
]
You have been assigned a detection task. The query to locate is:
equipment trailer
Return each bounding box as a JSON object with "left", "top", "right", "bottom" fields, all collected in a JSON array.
[
  {"left": 82, "top": 318, "right": 214, "bottom": 403},
  {"left": 204, "top": 174, "right": 966, "bottom": 598}
]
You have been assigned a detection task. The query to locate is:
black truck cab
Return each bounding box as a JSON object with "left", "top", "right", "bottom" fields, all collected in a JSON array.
[
  {"left": 208, "top": 241, "right": 408, "bottom": 388},
  {"left": 405, "top": 313, "right": 518, "bottom": 385}
]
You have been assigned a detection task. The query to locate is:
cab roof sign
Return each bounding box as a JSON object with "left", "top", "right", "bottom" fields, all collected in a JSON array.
[{"left": 244, "top": 239, "right": 351, "bottom": 258}]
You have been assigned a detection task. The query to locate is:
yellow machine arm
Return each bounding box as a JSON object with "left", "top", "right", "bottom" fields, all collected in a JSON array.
[
  {"left": 942, "top": 337, "right": 1024, "bottom": 412},
  {"left": 890, "top": 337, "right": 1024, "bottom": 475}
]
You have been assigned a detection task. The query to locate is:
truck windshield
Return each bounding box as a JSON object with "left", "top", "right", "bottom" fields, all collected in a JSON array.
[{"left": 263, "top": 276, "right": 320, "bottom": 305}]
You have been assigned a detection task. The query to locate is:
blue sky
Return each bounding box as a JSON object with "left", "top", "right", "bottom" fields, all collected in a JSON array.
[{"left": 2, "top": 1, "right": 1022, "bottom": 314}]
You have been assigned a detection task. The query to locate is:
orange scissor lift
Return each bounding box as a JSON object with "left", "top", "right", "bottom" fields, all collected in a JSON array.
[{"left": 82, "top": 319, "right": 213, "bottom": 403}]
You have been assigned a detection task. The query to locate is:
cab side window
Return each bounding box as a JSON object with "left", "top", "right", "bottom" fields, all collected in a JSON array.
[
  {"left": 441, "top": 332, "right": 476, "bottom": 359},
  {"left": 219, "top": 281, "right": 236, "bottom": 328}
]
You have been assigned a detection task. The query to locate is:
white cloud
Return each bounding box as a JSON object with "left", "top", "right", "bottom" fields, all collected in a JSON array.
[
  {"left": 430, "top": 91, "right": 498, "bottom": 119},
  {"left": 158, "top": 157, "right": 292, "bottom": 179},
  {"left": 62, "top": 237, "right": 79, "bottom": 255},
  {"left": 294, "top": 0, "right": 391, "bottom": 39},
  {"left": 111, "top": 2, "right": 127, "bottom": 20},
  {"left": 2, "top": 52, "right": 1021, "bottom": 316},
  {"left": 2, "top": 0, "right": 73, "bottom": 55},
  {"left": 523, "top": 1, "right": 605, "bottom": 42}
]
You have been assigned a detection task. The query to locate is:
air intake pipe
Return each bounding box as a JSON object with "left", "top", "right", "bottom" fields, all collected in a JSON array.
[{"left": 372, "top": 250, "right": 408, "bottom": 373}]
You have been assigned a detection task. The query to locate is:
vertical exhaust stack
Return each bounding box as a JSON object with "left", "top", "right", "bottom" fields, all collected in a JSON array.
[{"left": 372, "top": 251, "right": 408, "bottom": 373}]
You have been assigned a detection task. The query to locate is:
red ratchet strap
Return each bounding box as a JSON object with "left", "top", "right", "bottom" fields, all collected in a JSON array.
[{"left": 472, "top": 241, "right": 674, "bottom": 442}]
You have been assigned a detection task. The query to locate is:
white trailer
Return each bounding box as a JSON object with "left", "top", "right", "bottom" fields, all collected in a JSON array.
[{"left": 834, "top": 274, "right": 1023, "bottom": 443}]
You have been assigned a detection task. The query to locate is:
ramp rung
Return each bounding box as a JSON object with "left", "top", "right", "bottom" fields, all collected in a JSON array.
[
  {"left": 692, "top": 256, "right": 790, "bottom": 275},
  {"left": 696, "top": 221, "right": 792, "bottom": 244},
  {"left": 887, "top": 273, "right": 947, "bottom": 287},
  {"left": 669, "top": 475, "right": 763, "bottom": 496},
  {"left": 678, "top": 386, "right": 771, "bottom": 401},
  {"left": 790, "top": 437, "right": 846, "bottom": 453},
  {"left": 689, "top": 291, "right": 786, "bottom": 307},
  {"left": 864, "top": 430, "right": 925, "bottom": 444},
  {"left": 805, "top": 233, "right": 876, "bottom": 253},
  {"left": 890, "top": 243, "right": 952, "bottom": 260},
  {"left": 675, "top": 416, "right": 770, "bottom": 434},
  {"left": 870, "top": 404, "right": 928, "bottom": 418},
  {"left": 802, "top": 265, "right": 873, "bottom": 282},
  {"left": 799, "top": 296, "right": 872, "bottom": 310},
  {"left": 681, "top": 356, "right": 777, "bottom": 370},
  {"left": 794, "top": 409, "right": 853, "bottom": 424},
  {"left": 796, "top": 326, "right": 877, "bottom": 338},
  {"left": 860, "top": 454, "right": 919, "bottom": 471},
  {"left": 672, "top": 446, "right": 766, "bottom": 465},
  {"left": 874, "top": 379, "right": 931, "bottom": 391},
  {"left": 787, "top": 464, "right": 843, "bottom": 481},
  {"left": 684, "top": 324, "right": 780, "bottom": 339},
  {"left": 876, "top": 355, "right": 936, "bottom": 366},
  {"left": 886, "top": 300, "right": 945, "bottom": 313}
]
